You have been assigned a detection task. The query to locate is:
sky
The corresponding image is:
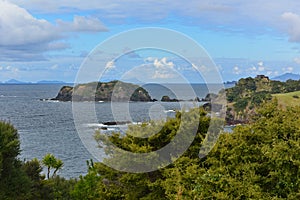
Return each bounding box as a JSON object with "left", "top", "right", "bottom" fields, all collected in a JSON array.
[{"left": 1, "top": 0, "right": 300, "bottom": 83}]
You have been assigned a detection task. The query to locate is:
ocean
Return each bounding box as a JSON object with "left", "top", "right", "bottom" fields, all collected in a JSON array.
[{"left": 0, "top": 83, "right": 229, "bottom": 178}]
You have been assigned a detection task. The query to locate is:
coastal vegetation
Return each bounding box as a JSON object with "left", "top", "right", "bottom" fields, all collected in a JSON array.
[{"left": 2, "top": 99, "right": 300, "bottom": 198}]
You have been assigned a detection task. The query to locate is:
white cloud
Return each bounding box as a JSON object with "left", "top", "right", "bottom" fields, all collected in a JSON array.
[
  {"left": 258, "top": 66, "right": 265, "bottom": 72},
  {"left": 250, "top": 66, "right": 256, "bottom": 71},
  {"left": 105, "top": 60, "right": 115, "bottom": 70},
  {"left": 144, "top": 57, "right": 156, "bottom": 62},
  {"left": 57, "top": 15, "right": 107, "bottom": 32},
  {"left": 257, "top": 61, "right": 264, "bottom": 66},
  {"left": 50, "top": 64, "right": 59, "bottom": 70},
  {"left": 0, "top": 65, "right": 20, "bottom": 73},
  {"left": 192, "top": 63, "right": 211, "bottom": 73},
  {"left": 8, "top": 0, "right": 300, "bottom": 39},
  {"left": 0, "top": 1, "right": 57, "bottom": 46},
  {"left": 233, "top": 66, "right": 241, "bottom": 75},
  {"left": 245, "top": 65, "right": 257, "bottom": 74},
  {"left": 281, "top": 12, "right": 300, "bottom": 42},
  {"left": 146, "top": 57, "right": 178, "bottom": 80},
  {"left": 282, "top": 66, "right": 294, "bottom": 73},
  {"left": 256, "top": 61, "right": 266, "bottom": 72},
  {"left": 266, "top": 71, "right": 273, "bottom": 76},
  {"left": 0, "top": 1, "right": 107, "bottom": 61},
  {"left": 294, "top": 57, "right": 300, "bottom": 64},
  {"left": 153, "top": 57, "right": 174, "bottom": 69},
  {"left": 273, "top": 71, "right": 279, "bottom": 76},
  {"left": 152, "top": 71, "right": 177, "bottom": 79}
]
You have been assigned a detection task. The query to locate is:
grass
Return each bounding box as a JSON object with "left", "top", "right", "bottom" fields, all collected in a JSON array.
[{"left": 272, "top": 91, "right": 300, "bottom": 108}]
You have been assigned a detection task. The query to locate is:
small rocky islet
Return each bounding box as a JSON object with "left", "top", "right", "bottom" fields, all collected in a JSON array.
[
  {"left": 48, "top": 80, "right": 207, "bottom": 102},
  {"left": 50, "top": 81, "right": 153, "bottom": 102}
]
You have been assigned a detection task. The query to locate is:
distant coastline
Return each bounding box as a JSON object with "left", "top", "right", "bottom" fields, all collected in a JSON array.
[{"left": 0, "top": 79, "right": 71, "bottom": 85}]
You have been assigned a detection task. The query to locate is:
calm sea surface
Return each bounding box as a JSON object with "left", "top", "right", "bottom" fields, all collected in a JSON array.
[{"left": 0, "top": 83, "right": 229, "bottom": 178}]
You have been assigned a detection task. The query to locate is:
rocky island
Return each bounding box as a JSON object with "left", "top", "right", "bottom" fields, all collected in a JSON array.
[{"left": 51, "top": 80, "right": 153, "bottom": 102}]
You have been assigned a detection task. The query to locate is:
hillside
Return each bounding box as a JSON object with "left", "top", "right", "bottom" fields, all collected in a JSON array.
[
  {"left": 273, "top": 91, "right": 300, "bottom": 108},
  {"left": 52, "top": 80, "right": 152, "bottom": 102},
  {"left": 225, "top": 75, "right": 300, "bottom": 124}
]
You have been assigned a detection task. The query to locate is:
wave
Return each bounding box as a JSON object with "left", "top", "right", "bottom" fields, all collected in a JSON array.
[
  {"left": 0, "top": 95, "right": 19, "bottom": 98},
  {"left": 85, "top": 121, "right": 141, "bottom": 130},
  {"left": 40, "top": 99, "right": 60, "bottom": 103},
  {"left": 164, "top": 109, "right": 176, "bottom": 113}
]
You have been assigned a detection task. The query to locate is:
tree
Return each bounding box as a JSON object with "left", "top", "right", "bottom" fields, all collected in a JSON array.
[
  {"left": 0, "top": 121, "right": 31, "bottom": 199},
  {"left": 0, "top": 121, "right": 21, "bottom": 178},
  {"left": 42, "top": 153, "right": 63, "bottom": 179},
  {"left": 53, "top": 159, "right": 64, "bottom": 177}
]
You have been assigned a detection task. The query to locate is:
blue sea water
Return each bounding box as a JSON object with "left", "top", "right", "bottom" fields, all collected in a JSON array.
[{"left": 0, "top": 83, "right": 229, "bottom": 178}]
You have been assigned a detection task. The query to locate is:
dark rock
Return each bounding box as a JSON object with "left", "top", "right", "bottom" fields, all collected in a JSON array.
[
  {"left": 202, "top": 103, "right": 223, "bottom": 112},
  {"left": 194, "top": 97, "right": 201, "bottom": 102},
  {"left": 51, "top": 86, "right": 73, "bottom": 101},
  {"left": 103, "top": 121, "right": 131, "bottom": 126},
  {"left": 201, "top": 93, "right": 218, "bottom": 102},
  {"left": 161, "top": 95, "right": 179, "bottom": 102}
]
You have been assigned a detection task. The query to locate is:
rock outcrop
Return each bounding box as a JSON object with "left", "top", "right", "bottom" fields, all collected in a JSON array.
[
  {"left": 161, "top": 95, "right": 179, "bottom": 102},
  {"left": 51, "top": 81, "right": 153, "bottom": 102},
  {"left": 51, "top": 86, "right": 73, "bottom": 101}
]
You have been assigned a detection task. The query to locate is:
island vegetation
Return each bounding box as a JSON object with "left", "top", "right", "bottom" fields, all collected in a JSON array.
[{"left": 52, "top": 80, "right": 152, "bottom": 102}]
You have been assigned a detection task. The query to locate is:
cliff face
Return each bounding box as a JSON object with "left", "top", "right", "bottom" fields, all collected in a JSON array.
[
  {"left": 52, "top": 81, "right": 152, "bottom": 102},
  {"left": 53, "top": 86, "right": 73, "bottom": 101}
]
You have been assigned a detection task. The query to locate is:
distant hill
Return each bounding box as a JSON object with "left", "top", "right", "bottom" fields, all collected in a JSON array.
[
  {"left": 4, "top": 79, "right": 29, "bottom": 84},
  {"left": 2, "top": 79, "right": 67, "bottom": 84},
  {"left": 37, "top": 80, "right": 66, "bottom": 84},
  {"left": 271, "top": 73, "right": 300, "bottom": 82}
]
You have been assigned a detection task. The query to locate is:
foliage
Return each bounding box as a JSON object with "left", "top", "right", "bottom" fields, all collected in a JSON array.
[
  {"left": 193, "top": 100, "right": 300, "bottom": 199},
  {"left": 42, "top": 153, "right": 64, "bottom": 179},
  {"left": 0, "top": 121, "right": 75, "bottom": 199},
  {"left": 0, "top": 121, "right": 32, "bottom": 199},
  {"left": 68, "top": 80, "right": 152, "bottom": 101},
  {"left": 70, "top": 107, "right": 216, "bottom": 199}
]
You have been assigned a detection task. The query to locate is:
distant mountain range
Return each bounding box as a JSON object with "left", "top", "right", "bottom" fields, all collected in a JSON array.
[
  {"left": 271, "top": 73, "right": 300, "bottom": 82},
  {"left": 2, "top": 79, "right": 67, "bottom": 84}
]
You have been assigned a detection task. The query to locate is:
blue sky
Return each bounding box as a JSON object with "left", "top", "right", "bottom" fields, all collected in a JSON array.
[{"left": 1, "top": 0, "right": 300, "bottom": 83}]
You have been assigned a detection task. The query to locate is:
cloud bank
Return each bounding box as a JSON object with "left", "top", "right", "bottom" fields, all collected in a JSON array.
[{"left": 0, "top": 0, "right": 107, "bottom": 61}]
